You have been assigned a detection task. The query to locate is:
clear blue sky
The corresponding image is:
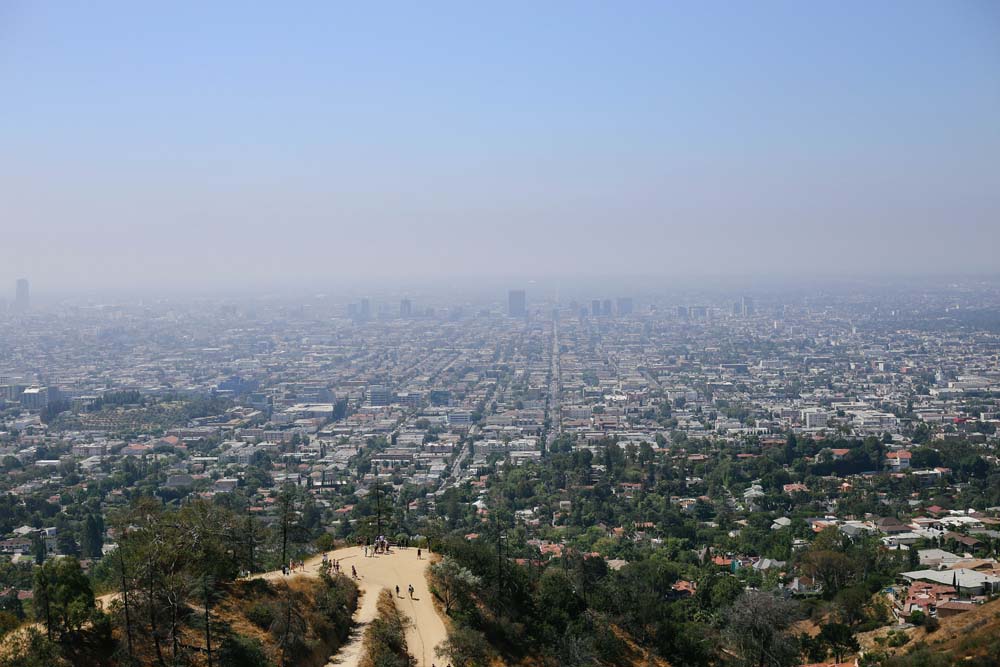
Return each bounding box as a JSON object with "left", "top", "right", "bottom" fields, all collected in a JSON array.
[{"left": 2, "top": 1, "right": 999, "bottom": 291}]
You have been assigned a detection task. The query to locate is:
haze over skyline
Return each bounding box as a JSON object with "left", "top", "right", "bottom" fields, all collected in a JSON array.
[{"left": 2, "top": 1, "right": 999, "bottom": 292}]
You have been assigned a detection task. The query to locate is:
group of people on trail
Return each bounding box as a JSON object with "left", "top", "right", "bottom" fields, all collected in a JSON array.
[
  {"left": 394, "top": 583, "right": 415, "bottom": 599},
  {"left": 364, "top": 535, "right": 391, "bottom": 557},
  {"left": 281, "top": 559, "right": 306, "bottom": 575},
  {"left": 321, "top": 552, "right": 343, "bottom": 574},
  {"left": 278, "top": 535, "right": 430, "bottom": 582}
]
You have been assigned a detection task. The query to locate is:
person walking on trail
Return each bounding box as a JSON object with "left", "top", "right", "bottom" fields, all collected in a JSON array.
[
  {"left": 417, "top": 548, "right": 421, "bottom": 559},
  {"left": 408, "top": 584, "right": 414, "bottom": 599},
  {"left": 351, "top": 565, "right": 358, "bottom": 579},
  {"left": 396, "top": 585, "right": 400, "bottom": 597}
]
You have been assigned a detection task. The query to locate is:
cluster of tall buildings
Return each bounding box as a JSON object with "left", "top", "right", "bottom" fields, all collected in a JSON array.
[
  {"left": 677, "top": 299, "right": 753, "bottom": 320},
  {"left": 508, "top": 290, "right": 634, "bottom": 319},
  {"left": 587, "top": 297, "right": 632, "bottom": 317},
  {"left": 733, "top": 296, "right": 754, "bottom": 317},
  {"left": 345, "top": 297, "right": 433, "bottom": 320},
  {"left": 346, "top": 297, "right": 372, "bottom": 320}
]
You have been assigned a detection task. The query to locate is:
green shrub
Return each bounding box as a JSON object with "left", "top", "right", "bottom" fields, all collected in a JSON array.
[
  {"left": 887, "top": 630, "right": 910, "bottom": 648},
  {"left": 361, "top": 590, "right": 409, "bottom": 667},
  {"left": 217, "top": 634, "right": 271, "bottom": 667},
  {"left": 247, "top": 602, "right": 275, "bottom": 629}
]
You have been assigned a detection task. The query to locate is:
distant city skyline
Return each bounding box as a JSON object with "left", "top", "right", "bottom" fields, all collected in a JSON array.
[
  {"left": 2, "top": 2, "right": 999, "bottom": 291},
  {"left": 9, "top": 272, "right": 1000, "bottom": 306}
]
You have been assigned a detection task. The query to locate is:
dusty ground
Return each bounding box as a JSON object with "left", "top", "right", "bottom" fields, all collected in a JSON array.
[{"left": 259, "top": 545, "right": 448, "bottom": 667}]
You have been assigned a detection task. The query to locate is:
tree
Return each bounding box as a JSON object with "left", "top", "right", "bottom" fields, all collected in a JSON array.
[
  {"left": 834, "top": 586, "right": 870, "bottom": 626},
  {"left": 723, "top": 591, "right": 800, "bottom": 667},
  {"left": 217, "top": 635, "right": 270, "bottom": 667},
  {"left": 110, "top": 496, "right": 244, "bottom": 667},
  {"left": 114, "top": 545, "right": 134, "bottom": 662},
  {"left": 800, "top": 549, "right": 855, "bottom": 595},
  {"left": 316, "top": 532, "right": 336, "bottom": 552},
  {"left": 178, "top": 499, "right": 243, "bottom": 667},
  {"left": 271, "top": 586, "right": 308, "bottom": 667},
  {"left": 31, "top": 533, "right": 46, "bottom": 566},
  {"left": 32, "top": 558, "right": 95, "bottom": 640},
  {"left": 428, "top": 557, "right": 480, "bottom": 615},
  {"left": 436, "top": 626, "right": 494, "bottom": 667},
  {"left": 116, "top": 498, "right": 172, "bottom": 665},
  {"left": 535, "top": 569, "right": 586, "bottom": 641},
  {"left": 818, "top": 623, "right": 859, "bottom": 662},
  {"left": 81, "top": 514, "right": 103, "bottom": 559},
  {"left": 277, "top": 484, "right": 300, "bottom": 567},
  {"left": 55, "top": 533, "right": 79, "bottom": 558}
]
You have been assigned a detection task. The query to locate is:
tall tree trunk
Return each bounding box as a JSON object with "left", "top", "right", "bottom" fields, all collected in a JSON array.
[
  {"left": 281, "top": 504, "right": 289, "bottom": 567},
  {"left": 170, "top": 592, "right": 180, "bottom": 666},
  {"left": 148, "top": 558, "right": 167, "bottom": 667},
  {"left": 43, "top": 585, "right": 52, "bottom": 640},
  {"left": 203, "top": 575, "right": 212, "bottom": 667},
  {"left": 118, "top": 549, "right": 134, "bottom": 660},
  {"left": 247, "top": 506, "right": 256, "bottom": 573}
]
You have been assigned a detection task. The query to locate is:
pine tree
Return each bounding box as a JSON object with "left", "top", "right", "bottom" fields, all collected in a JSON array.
[
  {"left": 81, "top": 514, "right": 104, "bottom": 559},
  {"left": 32, "top": 532, "right": 46, "bottom": 565}
]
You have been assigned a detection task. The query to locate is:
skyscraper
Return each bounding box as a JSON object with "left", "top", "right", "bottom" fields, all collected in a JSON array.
[
  {"left": 508, "top": 290, "right": 526, "bottom": 317},
  {"left": 741, "top": 296, "right": 754, "bottom": 317},
  {"left": 14, "top": 279, "right": 29, "bottom": 312},
  {"left": 360, "top": 297, "right": 371, "bottom": 319},
  {"left": 616, "top": 297, "right": 633, "bottom": 316},
  {"left": 400, "top": 298, "right": 412, "bottom": 317},
  {"left": 591, "top": 300, "right": 601, "bottom": 317}
]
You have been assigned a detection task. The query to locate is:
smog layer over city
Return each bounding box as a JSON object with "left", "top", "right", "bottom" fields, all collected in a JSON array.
[{"left": 1, "top": 3, "right": 1000, "bottom": 667}]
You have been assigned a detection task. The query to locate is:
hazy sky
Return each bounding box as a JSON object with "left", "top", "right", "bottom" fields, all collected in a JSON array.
[{"left": 2, "top": 1, "right": 999, "bottom": 293}]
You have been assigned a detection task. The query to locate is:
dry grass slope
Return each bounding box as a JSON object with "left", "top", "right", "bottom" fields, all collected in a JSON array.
[
  {"left": 858, "top": 596, "right": 1000, "bottom": 666},
  {"left": 360, "top": 589, "right": 411, "bottom": 667}
]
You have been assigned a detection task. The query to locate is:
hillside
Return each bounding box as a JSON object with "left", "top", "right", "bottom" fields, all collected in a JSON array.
[
  {"left": 858, "top": 597, "right": 1000, "bottom": 666},
  {"left": 0, "top": 571, "right": 358, "bottom": 667}
]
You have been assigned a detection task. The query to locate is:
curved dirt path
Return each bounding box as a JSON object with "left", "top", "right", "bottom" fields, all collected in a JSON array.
[
  {"left": 260, "top": 545, "right": 448, "bottom": 667},
  {"left": 88, "top": 544, "right": 447, "bottom": 667}
]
